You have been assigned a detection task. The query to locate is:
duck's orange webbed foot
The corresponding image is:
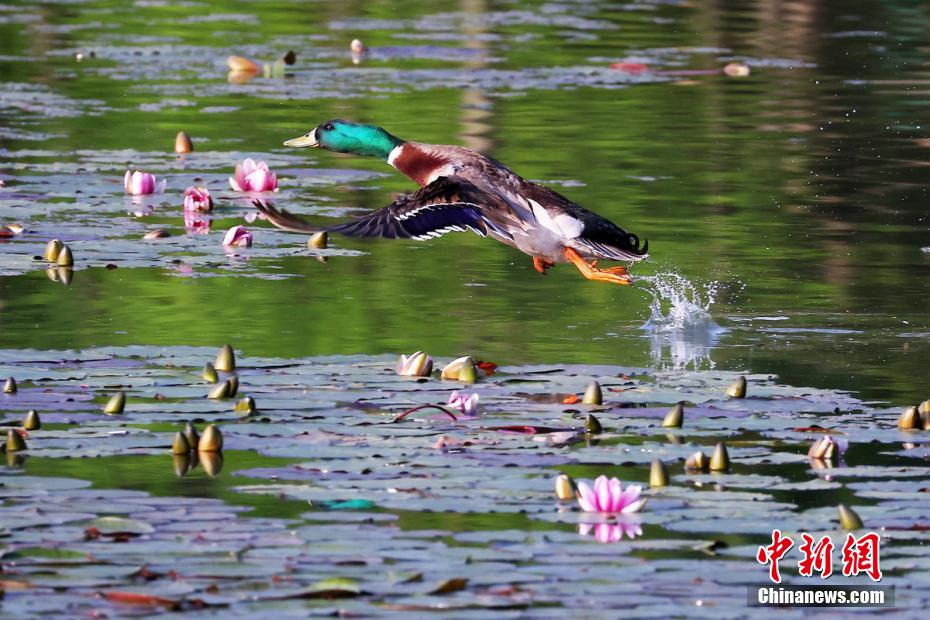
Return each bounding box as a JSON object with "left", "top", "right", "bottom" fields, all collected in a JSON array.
[
  {"left": 563, "top": 247, "right": 633, "bottom": 286},
  {"left": 533, "top": 257, "right": 555, "bottom": 275}
]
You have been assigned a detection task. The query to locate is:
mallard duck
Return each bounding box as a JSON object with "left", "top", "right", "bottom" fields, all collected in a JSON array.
[{"left": 254, "top": 120, "right": 648, "bottom": 285}]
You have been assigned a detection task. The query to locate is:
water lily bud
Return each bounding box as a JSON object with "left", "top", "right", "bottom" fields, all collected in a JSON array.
[
  {"left": 710, "top": 441, "right": 730, "bottom": 471},
  {"left": 725, "top": 376, "right": 746, "bottom": 398},
  {"left": 143, "top": 229, "right": 170, "bottom": 240},
  {"left": 582, "top": 381, "right": 602, "bottom": 405},
  {"left": 175, "top": 130, "right": 193, "bottom": 154},
  {"left": 808, "top": 437, "right": 828, "bottom": 459},
  {"left": 183, "top": 421, "right": 199, "bottom": 448},
  {"left": 56, "top": 245, "right": 74, "bottom": 267},
  {"left": 585, "top": 413, "right": 602, "bottom": 435},
  {"left": 662, "top": 402, "right": 684, "bottom": 428},
  {"left": 554, "top": 474, "right": 576, "bottom": 500},
  {"left": 898, "top": 405, "right": 920, "bottom": 429},
  {"left": 44, "top": 239, "right": 63, "bottom": 262},
  {"left": 282, "top": 50, "right": 297, "bottom": 65},
  {"left": 227, "top": 375, "right": 239, "bottom": 397},
  {"left": 838, "top": 504, "right": 864, "bottom": 530},
  {"left": 650, "top": 459, "right": 669, "bottom": 487},
  {"left": 397, "top": 351, "right": 433, "bottom": 377},
  {"left": 227, "top": 55, "right": 261, "bottom": 73},
  {"left": 723, "top": 62, "right": 750, "bottom": 77},
  {"left": 57, "top": 267, "right": 73, "bottom": 285},
  {"left": 23, "top": 410, "right": 40, "bottom": 430},
  {"left": 103, "top": 391, "right": 125, "bottom": 414},
  {"left": 202, "top": 362, "right": 219, "bottom": 383},
  {"left": 350, "top": 39, "right": 366, "bottom": 54},
  {"left": 918, "top": 400, "right": 930, "bottom": 415},
  {"left": 6, "top": 429, "right": 27, "bottom": 452},
  {"left": 200, "top": 451, "right": 224, "bottom": 477},
  {"left": 308, "top": 231, "right": 328, "bottom": 249},
  {"left": 923, "top": 411, "right": 930, "bottom": 432},
  {"left": 3, "top": 377, "right": 16, "bottom": 393},
  {"left": 198, "top": 424, "right": 223, "bottom": 452},
  {"left": 234, "top": 396, "right": 256, "bottom": 415},
  {"left": 208, "top": 380, "right": 231, "bottom": 399},
  {"left": 171, "top": 432, "right": 190, "bottom": 454},
  {"left": 685, "top": 451, "right": 709, "bottom": 472},
  {"left": 172, "top": 453, "right": 191, "bottom": 477},
  {"left": 440, "top": 356, "right": 475, "bottom": 381},
  {"left": 215, "top": 344, "right": 235, "bottom": 371},
  {"left": 46, "top": 267, "right": 60, "bottom": 282}
]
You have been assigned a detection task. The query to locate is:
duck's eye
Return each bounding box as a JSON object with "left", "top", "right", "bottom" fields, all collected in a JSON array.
[{"left": 323, "top": 123, "right": 335, "bottom": 131}]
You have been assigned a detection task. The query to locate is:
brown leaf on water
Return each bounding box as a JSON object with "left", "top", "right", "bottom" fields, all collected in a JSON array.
[{"left": 429, "top": 577, "right": 468, "bottom": 594}]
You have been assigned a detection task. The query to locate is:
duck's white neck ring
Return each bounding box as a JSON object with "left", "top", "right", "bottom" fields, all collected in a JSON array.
[{"left": 387, "top": 144, "right": 404, "bottom": 168}]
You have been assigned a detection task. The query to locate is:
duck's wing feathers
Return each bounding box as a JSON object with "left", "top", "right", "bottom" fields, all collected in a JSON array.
[{"left": 254, "top": 177, "right": 508, "bottom": 241}]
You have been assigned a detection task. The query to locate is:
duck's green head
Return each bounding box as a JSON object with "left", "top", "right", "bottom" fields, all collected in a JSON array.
[{"left": 284, "top": 120, "right": 403, "bottom": 159}]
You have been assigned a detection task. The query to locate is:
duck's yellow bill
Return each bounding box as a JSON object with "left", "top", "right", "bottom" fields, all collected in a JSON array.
[{"left": 283, "top": 130, "right": 319, "bottom": 147}]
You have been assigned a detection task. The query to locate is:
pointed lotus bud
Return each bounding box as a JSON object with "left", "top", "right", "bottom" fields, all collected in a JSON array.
[
  {"left": 923, "top": 411, "right": 930, "bottom": 432},
  {"left": 838, "top": 504, "right": 864, "bottom": 530},
  {"left": 227, "top": 375, "right": 239, "bottom": 397},
  {"left": 710, "top": 441, "right": 730, "bottom": 471},
  {"left": 585, "top": 413, "right": 602, "bottom": 435},
  {"left": 227, "top": 55, "right": 261, "bottom": 73},
  {"left": 3, "top": 377, "right": 16, "bottom": 393},
  {"left": 23, "top": 410, "right": 40, "bottom": 431},
  {"left": 183, "top": 421, "right": 199, "bottom": 448},
  {"left": 458, "top": 361, "right": 477, "bottom": 383},
  {"left": 234, "top": 396, "right": 256, "bottom": 415},
  {"left": 918, "top": 400, "right": 930, "bottom": 415},
  {"left": 175, "top": 130, "right": 193, "bottom": 154},
  {"left": 725, "top": 376, "right": 746, "bottom": 398},
  {"left": 554, "top": 474, "right": 575, "bottom": 501},
  {"left": 308, "top": 232, "right": 328, "bottom": 249},
  {"left": 172, "top": 453, "right": 191, "bottom": 477},
  {"left": 397, "top": 351, "right": 433, "bottom": 377},
  {"left": 208, "top": 380, "right": 231, "bottom": 399},
  {"left": 171, "top": 432, "right": 190, "bottom": 454},
  {"left": 57, "top": 267, "right": 73, "bottom": 285},
  {"left": 214, "top": 344, "right": 235, "bottom": 372},
  {"left": 685, "top": 451, "right": 709, "bottom": 472},
  {"left": 103, "top": 391, "right": 125, "bottom": 414},
  {"left": 898, "top": 405, "right": 920, "bottom": 429},
  {"left": 56, "top": 245, "right": 74, "bottom": 267},
  {"left": 198, "top": 424, "right": 223, "bottom": 452},
  {"left": 441, "top": 356, "right": 475, "bottom": 381},
  {"left": 582, "top": 381, "right": 602, "bottom": 405},
  {"left": 6, "top": 429, "right": 27, "bottom": 451},
  {"left": 202, "top": 362, "right": 218, "bottom": 383},
  {"left": 44, "top": 239, "right": 63, "bottom": 262},
  {"left": 200, "top": 451, "right": 224, "bottom": 477},
  {"left": 662, "top": 403, "right": 684, "bottom": 428},
  {"left": 650, "top": 459, "right": 669, "bottom": 487},
  {"left": 7, "top": 429, "right": 27, "bottom": 452}
]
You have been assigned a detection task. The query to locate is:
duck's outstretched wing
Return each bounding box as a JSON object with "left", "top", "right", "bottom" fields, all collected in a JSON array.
[{"left": 253, "top": 177, "right": 504, "bottom": 241}]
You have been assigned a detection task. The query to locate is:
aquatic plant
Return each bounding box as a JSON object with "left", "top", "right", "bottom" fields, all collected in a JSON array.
[
  {"left": 576, "top": 475, "right": 646, "bottom": 514},
  {"left": 229, "top": 158, "right": 278, "bottom": 192},
  {"left": 223, "top": 225, "right": 253, "bottom": 248},
  {"left": 183, "top": 186, "right": 213, "bottom": 212},
  {"left": 123, "top": 169, "right": 166, "bottom": 195},
  {"left": 447, "top": 391, "right": 479, "bottom": 416}
]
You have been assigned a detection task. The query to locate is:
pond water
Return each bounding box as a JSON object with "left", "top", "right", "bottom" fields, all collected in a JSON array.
[{"left": 1, "top": 0, "right": 929, "bottom": 616}]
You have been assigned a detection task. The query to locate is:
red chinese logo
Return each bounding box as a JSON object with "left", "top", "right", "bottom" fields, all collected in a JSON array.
[
  {"left": 841, "top": 532, "right": 882, "bottom": 582},
  {"left": 756, "top": 529, "right": 794, "bottom": 583},
  {"left": 758, "top": 530, "right": 882, "bottom": 583}
]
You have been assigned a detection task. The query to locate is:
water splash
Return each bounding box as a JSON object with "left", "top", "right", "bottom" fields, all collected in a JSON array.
[{"left": 637, "top": 272, "right": 725, "bottom": 370}]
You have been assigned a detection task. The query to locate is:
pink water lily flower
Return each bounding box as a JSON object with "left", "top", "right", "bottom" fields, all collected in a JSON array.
[
  {"left": 576, "top": 476, "right": 646, "bottom": 514},
  {"left": 124, "top": 170, "right": 166, "bottom": 195},
  {"left": 229, "top": 158, "right": 278, "bottom": 192},
  {"left": 579, "top": 520, "right": 642, "bottom": 543},
  {"left": 222, "top": 225, "right": 252, "bottom": 247},
  {"left": 184, "top": 209, "right": 211, "bottom": 234},
  {"left": 447, "top": 391, "right": 479, "bottom": 417},
  {"left": 183, "top": 186, "right": 213, "bottom": 212}
]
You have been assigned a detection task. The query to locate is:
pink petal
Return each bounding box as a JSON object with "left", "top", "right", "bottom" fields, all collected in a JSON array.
[
  {"left": 229, "top": 176, "right": 243, "bottom": 192},
  {"left": 245, "top": 168, "right": 270, "bottom": 192},
  {"left": 154, "top": 178, "right": 166, "bottom": 194},
  {"left": 222, "top": 225, "right": 252, "bottom": 247},
  {"left": 123, "top": 170, "right": 132, "bottom": 193},
  {"left": 576, "top": 481, "right": 598, "bottom": 512},
  {"left": 618, "top": 484, "right": 642, "bottom": 511},
  {"left": 593, "top": 476, "right": 610, "bottom": 512}
]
